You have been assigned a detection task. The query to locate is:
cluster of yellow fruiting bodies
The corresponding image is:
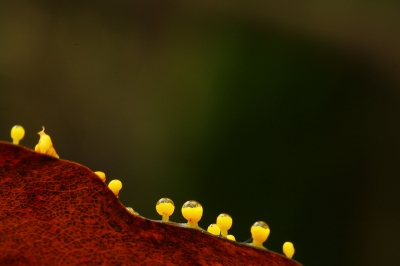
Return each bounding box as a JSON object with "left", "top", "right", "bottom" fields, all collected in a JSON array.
[
  {"left": 9, "top": 125, "right": 296, "bottom": 260},
  {"left": 207, "top": 213, "right": 235, "bottom": 240}
]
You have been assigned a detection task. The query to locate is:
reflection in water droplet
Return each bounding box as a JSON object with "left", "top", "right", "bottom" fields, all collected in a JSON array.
[
  {"left": 156, "top": 198, "right": 175, "bottom": 222},
  {"left": 250, "top": 221, "right": 270, "bottom": 249},
  {"left": 181, "top": 200, "right": 203, "bottom": 229}
]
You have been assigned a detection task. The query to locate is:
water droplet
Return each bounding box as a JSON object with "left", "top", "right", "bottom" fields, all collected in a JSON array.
[
  {"left": 250, "top": 221, "right": 270, "bottom": 248},
  {"left": 181, "top": 200, "right": 203, "bottom": 229},
  {"left": 156, "top": 198, "right": 175, "bottom": 222}
]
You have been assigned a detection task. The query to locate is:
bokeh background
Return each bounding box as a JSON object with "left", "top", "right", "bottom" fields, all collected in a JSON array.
[{"left": 1, "top": 1, "right": 400, "bottom": 265}]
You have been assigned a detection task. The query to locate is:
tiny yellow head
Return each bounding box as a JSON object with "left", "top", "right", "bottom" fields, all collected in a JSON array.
[
  {"left": 207, "top": 224, "right": 221, "bottom": 236},
  {"left": 227, "top": 234, "right": 236, "bottom": 241},
  {"left": 251, "top": 221, "right": 270, "bottom": 248},
  {"left": 108, "top": 179, "right": 122, "bottom": 197},
  {"left": 94, "top": 171, "right": 106, "bottom": 182},
  {"left": 216, "top": 213, "right": 232, "bottom": 237},
  {"left": 156, "top": 198, "right": 175, "bottom": 222},
  {"left": 181, "top": 200, "right": 203, "bottom": 229},
  {"left": 11, "top": 125, "right": 25, "bottom": 144},
  {"left": 283, "top": 242, "right": 295, "bottom": 259}
]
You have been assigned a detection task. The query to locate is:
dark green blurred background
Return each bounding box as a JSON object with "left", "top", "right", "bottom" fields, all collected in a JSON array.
[{"left": 1, "top": 1, "right": 400, "bottom": 265}]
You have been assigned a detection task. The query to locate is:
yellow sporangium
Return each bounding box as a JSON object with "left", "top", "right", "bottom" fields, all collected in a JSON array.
[
  {"left": 181, "top": 200, "right": 203, "bottom": 229},
  {"left": 207, "top": 224, "right": 220, "bottom": 236},
  {"left": 283, "top": 242, "right": 295, "bottom": 259},
  {"left": 34, "top": 126, "right": 59, "bottom": 158},
  {"left": 227, "top": 234, "right": 236, "bottom": 241},
  {"left": 94, "top": 171, "right": 106, "bottom": 182},
  {"left": 108, "top": 179, "right": 122, "bottom": 198},
  {"left": 216, "top": 213, "right": 232, "bottom": 237},
  {"left": 10, "top": 125, "right": 25, "bottom": 144},
  {"left": 156, "top": 198, "right": 175, "bottom": 222},
  {"left": 250, "top": 221, "right": 270, "bottom": 249}
]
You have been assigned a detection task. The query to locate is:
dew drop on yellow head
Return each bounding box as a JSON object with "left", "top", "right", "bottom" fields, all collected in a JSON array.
[
  {"left": 11, "top": 125, "right": 25, "bottom": 145},
  {"left": 250, "top": 221, "right": 270, "bottom": 248},
  {"left": 181, "top": 200, "right": 203, "bottom": 229},
  {"left": 156, "top": 198, "right": 175, "bottom": 222}
]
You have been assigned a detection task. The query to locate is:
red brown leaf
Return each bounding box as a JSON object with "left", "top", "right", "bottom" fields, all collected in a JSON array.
[{"left": 0, "top": 141, "right": 302, "bottom": 266}]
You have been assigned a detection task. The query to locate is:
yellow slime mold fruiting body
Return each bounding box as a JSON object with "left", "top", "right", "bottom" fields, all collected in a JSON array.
[
  {"left": 250, "top": 221, "right": 270, "bottom": 249},
  {"left": 181, "top": 200, "right": 203, "bottom": 229},
  {"left": 108, "top": 179, "right": 122, "bottom": 198},
  {"left": 216, "top": 213, "right": 232, "bottom": 238},
  {"left": 207, "top": 224, "right": 221, "bottom": 236},
  {"left": 283, "top": 242, "right": 295, "bottom": 259},
  {"left": 94, "top": 171, "right": 106, "bottom": 182},
  {"left": 156, "top": 198, "right": 175, "bottom": 222},
  {"left": 34, "top": 126, "right": 59, "bottom": 158},
  {"left": 11, "top": 125, "right": 25, "bottom": 144},
  {"left": 227, "top": 234, "right": 236, "bottom": 241}
]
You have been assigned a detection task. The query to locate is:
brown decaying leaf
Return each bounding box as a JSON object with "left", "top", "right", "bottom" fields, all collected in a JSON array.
[{"left": 0, "top": 142, "right": 302, "bottom": 266}]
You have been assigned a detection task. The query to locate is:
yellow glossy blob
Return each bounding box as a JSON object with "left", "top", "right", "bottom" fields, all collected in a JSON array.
[
  {"left": 126, "top": 207, "right": 139, "bottom": 216},
  {"left": 94, "top": 171, "right": 106, "bottom": 182},
  {"left": 251, "top": 221, "right": 270, "bottom": 248},
  {"left": 283, "top": 242, "right": 295, "bottom": 259},
  {"left": 216, "top": 213, "right": 232, "bottom": 237},
  {"left": 227, "top": 234, "right": 236, "bottom": 241},
  {"left": 34, "top": 126, "right": 59, "bottom": 158},
  {"left": 181, "top": 200, "right": 203, "bottom": 229},
  {"left": 108, "top": 179, "right": 122, "bottom": 197},
  {"left": 207, "top": 224, "right": 220, "bottom": 236},
  {"left": 156, "top": 198, "right": 175, "bottom": 222},
  {"left": 11, "top": 125, "right": 25, "bottom": 144}
]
